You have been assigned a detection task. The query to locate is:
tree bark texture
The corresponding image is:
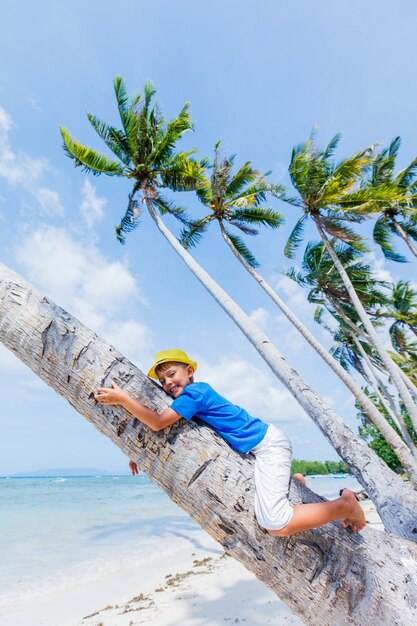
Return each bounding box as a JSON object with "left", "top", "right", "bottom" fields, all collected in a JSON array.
[{"left": 1, "top": 264, "right": 417, "bottom": 624}]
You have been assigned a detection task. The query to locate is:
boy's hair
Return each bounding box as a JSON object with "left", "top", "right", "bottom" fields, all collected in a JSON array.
[{"left": 155, "top": 361, "right": 194, "bottom": 382}]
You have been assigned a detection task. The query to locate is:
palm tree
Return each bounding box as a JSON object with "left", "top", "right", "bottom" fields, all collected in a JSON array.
[
  {"left": 2, "top": 261, "right": 417, "bottom": 623},
  {"left": 178, "top": 147, "right": 417, "bottom": 479},
  {"left": 369, "top": 137, "right": 417, "bottom": 260},
  {"left": 283, "top": 131, "right": 417, "bottom": 429}
]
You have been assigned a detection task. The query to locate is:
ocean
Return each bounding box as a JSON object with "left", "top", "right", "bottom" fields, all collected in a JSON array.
[{"left": 0, "top": 473, "right": 361, "bottom": 613}]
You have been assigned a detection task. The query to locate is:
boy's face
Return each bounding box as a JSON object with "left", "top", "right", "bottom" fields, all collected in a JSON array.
[{"left": 157, "top": 363, "right": 194, "bottom": 398}]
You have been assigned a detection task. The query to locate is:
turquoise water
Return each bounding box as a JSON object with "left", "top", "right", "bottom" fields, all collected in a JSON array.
[
  {"left": 0, "top": 475, "right": 196, "bottom": 608},
  {"left": 0, "top": 473, "right": 361, "bottom": 609}
]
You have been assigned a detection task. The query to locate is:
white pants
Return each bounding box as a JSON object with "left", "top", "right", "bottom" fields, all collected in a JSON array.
[{"left": 251, "top": 424, "right": 294, "bottom": 531}]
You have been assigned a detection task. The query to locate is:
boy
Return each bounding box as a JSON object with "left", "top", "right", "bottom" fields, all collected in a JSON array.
[{"left": 95, "top": 349, "right": 366, "bottom": 536}]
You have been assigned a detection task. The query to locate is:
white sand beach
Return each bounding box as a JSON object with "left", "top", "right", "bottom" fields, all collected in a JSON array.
[{"left": 1, "top": 499, "right": 380, "bottom": 626}]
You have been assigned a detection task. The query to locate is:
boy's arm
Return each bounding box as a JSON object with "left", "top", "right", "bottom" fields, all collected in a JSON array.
[{"left": 95, "top": 381, "right": 181, "bottom": 432}]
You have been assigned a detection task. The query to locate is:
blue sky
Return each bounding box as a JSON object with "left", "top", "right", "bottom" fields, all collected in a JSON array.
[{"left": 1, "top": 1, "right": 416, "bottom": 474}]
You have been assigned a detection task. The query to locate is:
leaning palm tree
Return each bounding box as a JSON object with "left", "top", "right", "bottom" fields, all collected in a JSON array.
[
  {"left": 60, "top": 77, "right": 417, "bottom": 511},
  {"left": 178, "top": 147, "right": 417, "bottom": 479},
  {"left": 369, "top": 137, "right": 417, "bottom": 260},
  {"left": 282, "top": 131, "right": 417, "bottom": 429},
  {"left": 2, "top": 261, "right": 417, "bottom": 624}
]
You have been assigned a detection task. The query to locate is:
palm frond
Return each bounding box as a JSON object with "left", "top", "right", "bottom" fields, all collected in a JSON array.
[
  {"left": 60, "top": 127, "right": 126, "bottom": 176},
  {"left": 394, "top": 157, "right": 417, "bottom": 190},
  {"left": 224, "top": 162, "right": 259, "bottom": 198},
  {"left": 115, "top": 193, "right": 141, "bottom": 244},
  {"left": 285, "top": 266, "right": 307, "bottom": 287},
  {"left": 373, "top": 216, "right": 407, "bottom": 262},
  {"left": 322, "top": 133, "right": 341, "bottom": 160},
  {"left": 151, "top": 193, "right": 190, "bottom": 225},
  {"left": 179, "top": 218, "right": 210, "bottom": 248},
  {"left": 230, "top": 207, "right": 284, "bottom": 229},
  {"left": 195, "top": 174, "right": 213, "bottom": 206},
  {"left": 86, "top": 113, "right": 132, "bottom": 166},
  {"left": 160, "top": 152, "right": 204, "bottom": 191},
  {"left": 284, "top": 213, "right": 308, "bottom": 258},
  {"left": 150, "top": 103, "right": 193, "bottom": 167},
  {"left": 400, "top": 219, "right": 417, "bottom": 242},
  {"left": 319, "top": 217, "right": 368, "bottom": 251},
  {"left": 230, "top": 220, "right": 258, "bottom": 236},
  {"left": 225, "top": 229, "right": 259, "bottom": 267}
]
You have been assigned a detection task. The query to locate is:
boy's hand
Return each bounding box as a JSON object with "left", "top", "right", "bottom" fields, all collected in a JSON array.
[
  {"left": 129, "top": 460, "right": 139, "bottom": 475},
  {"left": 95, "top": 380, "right": 126, "bottom": 406}
]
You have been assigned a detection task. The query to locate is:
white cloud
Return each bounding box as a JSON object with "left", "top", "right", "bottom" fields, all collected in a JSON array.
[
  {"left": 0, "top": 107, "right": 12, "bottom": 133},
  {"left": 271, "top": 273, "right": 309, "bottom": 311},
  {"left": 248, "top": 307, "right": 269, "bottom": 329},
  {"left": 27, "top": 94, "right": 42, "bottom": 111},
  {"left": 0, "top": 106, "right": 48, "bottom": 186},
  {"left": 366, "top": 252, "right": 395, "bottom": 284},
  {"left": 13, "top": 225, "right": 153, "bottom": 369},
  {"left": 36, "top": 187, "right": 65, "bottom": 217},
  {"left": 79, "top": 179, "right": 106, "bottom": 228}
]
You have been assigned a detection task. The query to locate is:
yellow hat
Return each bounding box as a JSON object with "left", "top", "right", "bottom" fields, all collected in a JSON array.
[{"left": 147, "top": 349, "right": 198, "bottom": 379}]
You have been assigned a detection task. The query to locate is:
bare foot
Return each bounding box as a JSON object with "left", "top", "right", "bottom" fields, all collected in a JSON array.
[
  {"left": 340, "top": 489, "right": 366, "bottom": 532},
  {"left": 292, "top": 473, "right": 307, "bottom": 486}
]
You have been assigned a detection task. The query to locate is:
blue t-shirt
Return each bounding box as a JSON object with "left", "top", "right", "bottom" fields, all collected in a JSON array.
[{"left": 170, "top": 382, "right": 268, "bottom": 453}]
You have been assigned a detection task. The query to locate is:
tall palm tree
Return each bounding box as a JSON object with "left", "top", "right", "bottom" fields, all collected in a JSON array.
[
  {"left": 60, "top": 78, "right": 417, "bottom": 494},
  {"left": 369, "top": 137, "right": 417, "bottom": 260},
  {"left": 178, "top": 147, "right": 417, "bottom": 477},
  {"left": 282, "top": 131, "right": 417, "bottom": 429}
]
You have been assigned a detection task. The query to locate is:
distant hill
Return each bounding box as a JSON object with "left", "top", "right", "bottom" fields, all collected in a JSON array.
[{"left": 6, "top": 468, "right": 130, "bottom": 478}]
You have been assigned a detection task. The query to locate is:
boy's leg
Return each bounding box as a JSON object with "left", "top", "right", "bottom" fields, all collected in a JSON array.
[
  {"left": 267, "top": 489, "right": 366, "bottom": 537},
  {"left": 252, "top": 425, "right": 295, "bottom": 532}
]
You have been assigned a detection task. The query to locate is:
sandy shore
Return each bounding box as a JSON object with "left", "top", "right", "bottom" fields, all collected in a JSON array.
[
  {"left": 1, "top": 500, "right": 381, "bottom": 626},
  {"left": 76, "top": 501, "right": 381, "bottom": 626},
  {"left": 76, "top": 551, "right": 302, "bottom": 626}
]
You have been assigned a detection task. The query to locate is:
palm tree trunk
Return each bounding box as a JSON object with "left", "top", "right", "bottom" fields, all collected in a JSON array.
[
  {"left": 313, "top": 215, "right": 417, "bottom": 432},
  {"left": 350, "top": 334, "right": 417, "bottom": 457},
  {"left": 391, "top": 217, "right": 417, "bottom": 258},
  {"left": 2, "top": 263, "right": 417, "bottom": 625},
  {"left": 142, "top": 199, "right": 417, "bottom": 539},
  {"left": 218, "top": 224, "right": 417, "bottom": 478}
]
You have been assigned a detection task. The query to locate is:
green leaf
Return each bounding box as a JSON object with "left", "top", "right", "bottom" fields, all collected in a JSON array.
[
  {"left": 86, "top": 113, "right": 132, "bottom": 166},
  {"left": 179, "top": 219, "right": 209, "bottom": 248},
  {"left": 230, "top": 207, "right": 284, "bottom": 229},
  {"left": 284, "top": 214, "right": 308, "bottom": 258},
  {"left": 225, "top": 229, "right": 259, "bottom": 267},
  {"left": 373, "top": 216, "right": 407, "bottom": 262},
  {"left": 60, "top": 126, "right": 126, "bottom": 176}
]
